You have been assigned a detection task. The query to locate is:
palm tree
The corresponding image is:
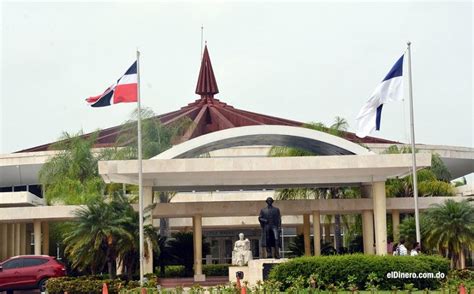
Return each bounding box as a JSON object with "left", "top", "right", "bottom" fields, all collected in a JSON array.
[
  {"left": 423, "top": 199, "right": 474, "bottom": 269},
  {"left": 63, "top": 194, "right": 159, "bottom": 277},
  {"left": 39, "top": 131, "right": 104, "bottom": 205},
  {"left": 269, "top": 117, "right": 356, "bottom": 252},
  {"left": 383, "top": 147, "right": 454, "bottom": 197},
  {"left": 106, "top": 191, "right": 159, "bottom": 279},
  {"left": 63, "top": 198, "right": 133, "bottom": 277},
  {"left": 399, "top": 214, "right": 429, "bottom": 249}
]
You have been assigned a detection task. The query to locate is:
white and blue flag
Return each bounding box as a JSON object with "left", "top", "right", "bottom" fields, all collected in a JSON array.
[{"left": 356, "top": 55, "right": 404, "bottom": 138}]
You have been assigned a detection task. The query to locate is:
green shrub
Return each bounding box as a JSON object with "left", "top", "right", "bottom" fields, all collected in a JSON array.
[
  {"left": 156, "top": 265, "right": 188, "bottom": 277},
  {"left": 156, "top": 264, "right": 229, "bottom": 277},
  {"left": 119, "top": 288, "right": 159, "bottom": 294},
  {"left": 418, "top": 181, "right": 454, "bottom": 196},
  {"left": 202, "top": 264, "right": 229, "bottom": 276},
  {"left": 268, "top": 254, "right": 449, "bottom": 290},
  {"left": 46, "top": 276, "right": 146, "bottom": 294}
]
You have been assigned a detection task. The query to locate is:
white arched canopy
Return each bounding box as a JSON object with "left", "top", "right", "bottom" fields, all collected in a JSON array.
[{"left": 153, "top": 125, "right": 371, "bottom": 159}]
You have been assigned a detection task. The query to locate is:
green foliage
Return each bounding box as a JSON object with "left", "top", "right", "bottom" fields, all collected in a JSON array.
[
  {"left": 268, "top": 254, "right": 449, "bottom": 290},
  {"left": 365, "top": 272, "right": 380, "bottom": 293},
  {"left": 386, "top": 168, "right": 454, "bottom": 198},
  {"left": 447, "top": 269, "right": 474, "bottom": 288},
  {"left": 430, "top": 154, "right": 452, "bottom": 182},
  {"left": 418, "top": 181, "right": 454, "bottom": 196},
  {"left": 113, "top": 107, "right": 193, "bottom": 159},
  {"left": 155, "top": 264, "right": 228, "bottom": 278},
  {"left": 423, "top": 200, "right": 474, "bottom": 268},
  {"left": 63, "top": 194, "right": 158, "bottom": 277},
  {"left": 383, "top": 147, "right": 454, "bottom": 197},
  {"left": 399, "top": 215, "right": 429, "bottom": 250},
  {"left": 452, "top": 177, "right": 467, "bottom": 187},
  {"left": 39, "top": 131, "right": 104, "bottom": 205},
  {"left": 203, "top": 264, "right": 229, "bottom": 276},
  {"left": 46, "top": 276, "right": 141, "bottom": 294},
  {"left": 156, "top": 265, "right": 187, "bottom": 277},
  {"left": 303, "top": 116, "right": 348, "bottom": 137}
]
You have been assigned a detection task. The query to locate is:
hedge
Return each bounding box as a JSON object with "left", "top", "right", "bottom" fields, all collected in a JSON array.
[
  {"left": 268, "top": 254, "right": 449, "bottom": 290},
  {"left": 156, "top": 265, "right": 188, "bottom": 278},
  {"left": 156, "top": 264, "right": 229, "bottom": 277},
  {"left": 46, "top": 276, "right": 144, "bottom": 294},
  {"left": 203, "top": 264, "right": 229, "bottom": 276}
]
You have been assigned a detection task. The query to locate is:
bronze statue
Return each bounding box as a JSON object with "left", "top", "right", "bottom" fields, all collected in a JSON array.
[{"left": 258, "top": 197, "right": 281, "bottom": 258}]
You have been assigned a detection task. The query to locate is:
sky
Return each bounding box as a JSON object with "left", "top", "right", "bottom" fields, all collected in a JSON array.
[{"left": 0, "top": 1, "right": 472, "bottom": 155}]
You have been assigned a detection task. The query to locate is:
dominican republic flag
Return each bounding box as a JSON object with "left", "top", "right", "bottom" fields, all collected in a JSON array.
[
  {"left": 86, "top": 61, "right": 138, "bottom": 107},
  {"left": 356, "top": 55, "right": 404, "bottom": 138}
]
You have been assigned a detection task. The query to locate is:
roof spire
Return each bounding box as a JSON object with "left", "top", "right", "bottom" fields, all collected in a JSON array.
[{"left": 195, "top": 45, "right": 219, "bottom": 97}]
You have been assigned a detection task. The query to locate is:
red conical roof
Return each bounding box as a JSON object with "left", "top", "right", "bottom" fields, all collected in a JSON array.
[
  {"left": 195, "top": 45, "right": 219, "bottom": 96},
  {"left": 17, "top": 46, "right": 398, "bottom": 153}
]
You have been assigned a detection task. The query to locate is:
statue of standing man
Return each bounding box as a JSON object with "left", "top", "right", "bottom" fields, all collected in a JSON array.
[{"left": 258, "top": 197, "right": 281, "bottom": 258}]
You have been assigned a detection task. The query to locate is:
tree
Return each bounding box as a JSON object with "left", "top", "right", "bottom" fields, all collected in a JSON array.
[
  {"left": 115, "top": 200, "right": 159, "bottom": 279},
  {"left": 63, "top": 194, "right": 158, "bottom": 277},
  {"left": 39, "top": 131, "right": 104, "bottom": 205},
  {"left": 424, "top": 199, "right": 474, "bottom": 269},
  {"left": 399, "top": 215, "right": 429, "bottom": 250},
  {"left": 383, "top": 146, "right": 455, "bottom": 197},
  {"left": 399, "top": 200, "right": 474, "bottom": 269},
  {"left": 63, "top": 197, "right": 132, "bottom": 276}
]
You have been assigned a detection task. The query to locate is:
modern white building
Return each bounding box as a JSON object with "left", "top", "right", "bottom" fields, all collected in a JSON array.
[{"left": 1, "top": 46, "right": 473, "bottom": 279}]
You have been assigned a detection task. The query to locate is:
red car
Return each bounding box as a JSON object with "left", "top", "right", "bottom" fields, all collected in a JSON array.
[{"left": 0, "top": 255, "right": 66, "bottom": 293}]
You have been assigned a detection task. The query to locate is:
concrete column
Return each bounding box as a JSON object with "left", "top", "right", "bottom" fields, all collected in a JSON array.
[
  {"left": 303, "top": 214, "right": 311, "bottom": 256},
  {"left": 312, "top": 211, "right": 321, "bottom": 256},
  {"left": 1, "top": 224, "right": 7, "bottom": 260},
  {"left": 391, "top": 210, "right": 400, "bottom": 242},
  {"left": 20, "top": 224, "right": 26, "bottom": 255},
  {"left": 373, "top": 182, "right": 387, "bottom": 255},
  {"left": 34, "top": 221, "right": 42, "bottom": 255},
  {"left": 42, "top": 222, "right": 49, "bottom": 255},
  {"left": 143, "top": 186, "right": 154, "bottom": 274},
  {"left": 193, "top": 215, "right": 205, "bottom": 281},
  {"left": 14, "top": 224, "right": 21, "bottom": 256},
  {"left": 8, "top": 224, "right": 15, "bottom": 257},
  {"left": 362, "top": 211, "right": 375, "bottom": 254}
]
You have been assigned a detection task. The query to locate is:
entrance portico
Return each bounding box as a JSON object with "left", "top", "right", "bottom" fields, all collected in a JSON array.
[{"left": 99, "top": 130, "right": 432, "bottom": 280}]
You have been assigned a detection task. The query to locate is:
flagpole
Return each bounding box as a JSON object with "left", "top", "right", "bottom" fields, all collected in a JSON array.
[
  {"left": 136, "top": 49, "right": 145, "bottom": 286},
  {"left": 407, "top": 41, "right": 421, "bottom": 244}
]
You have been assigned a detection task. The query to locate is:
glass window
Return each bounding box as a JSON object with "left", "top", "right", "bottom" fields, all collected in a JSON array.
[
  {"left": 23, "top": 258, "right": 48, "bottom": 267},
  {"left": 2, "top": 259, "right": 23, "bottom": 269}
]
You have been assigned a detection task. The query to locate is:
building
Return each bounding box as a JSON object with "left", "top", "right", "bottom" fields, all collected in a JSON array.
[{"left": 1, "top": 46, "right": 473, "bottom": 278}]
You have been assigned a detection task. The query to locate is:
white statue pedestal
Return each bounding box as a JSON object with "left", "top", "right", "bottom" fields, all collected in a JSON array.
[{"left": 229, "top": 258, "right": 289, "bottom": 287}]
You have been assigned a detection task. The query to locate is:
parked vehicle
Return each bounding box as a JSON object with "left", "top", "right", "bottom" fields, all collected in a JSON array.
[{"left": 0, "top": 255, "right": 66, "bottom": 293}]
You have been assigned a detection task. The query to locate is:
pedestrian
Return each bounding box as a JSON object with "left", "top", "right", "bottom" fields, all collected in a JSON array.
[
  {"left": 392, "top": 243, "right": 399, "bottom": 255},
  {"left": 397, "top": 239, "right": 408, "bottom": 256},
  {"left": 387, "top": 236, "right": 394, "bottom": 255},
  {"left": 410, "top": 242, "right": 421, "bottom": 256}
]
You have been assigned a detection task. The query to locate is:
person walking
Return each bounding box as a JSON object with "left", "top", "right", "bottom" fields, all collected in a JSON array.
[{"left": 397, "top": 239, "right": 408, "bottom": 256}]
